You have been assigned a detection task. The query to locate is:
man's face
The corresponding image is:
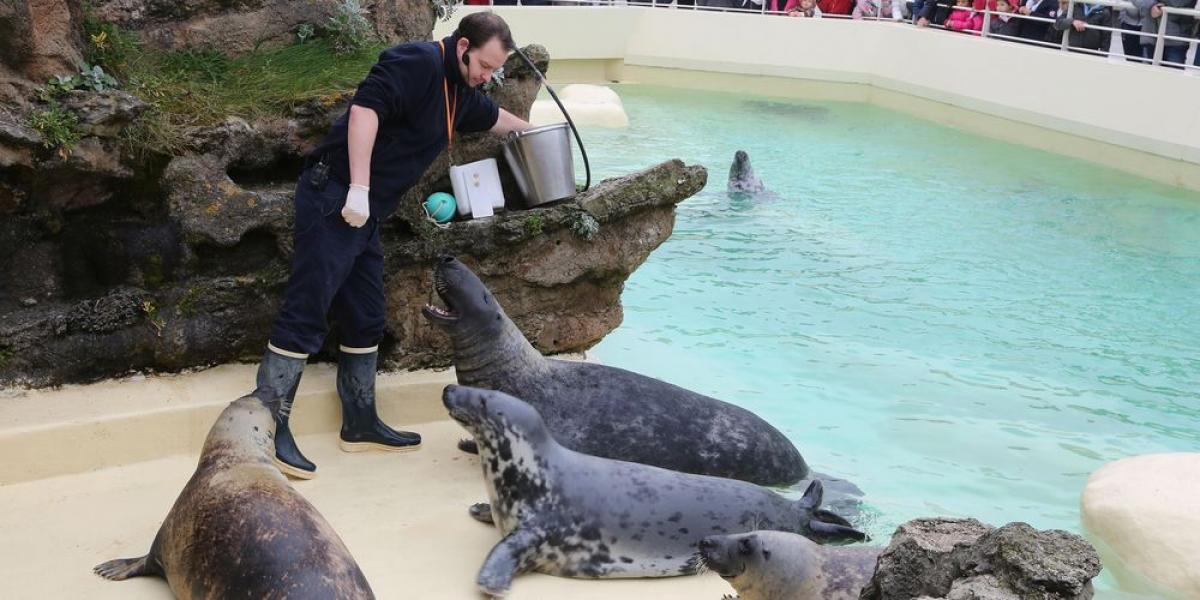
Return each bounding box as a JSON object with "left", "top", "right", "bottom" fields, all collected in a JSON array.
[{"left": 457, "top": 37, "right": 507, "bottom": 88}]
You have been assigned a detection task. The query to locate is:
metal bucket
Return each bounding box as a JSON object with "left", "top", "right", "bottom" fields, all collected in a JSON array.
[{"left": 502, "top": 123, "right": 576, "bottom": 208}]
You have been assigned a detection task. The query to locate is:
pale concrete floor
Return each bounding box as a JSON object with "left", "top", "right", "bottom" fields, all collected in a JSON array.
[
  {"left": 0, "top": 363, "right": 1162, "bottom": 599},
  {"left": 0, "top": 377, "right": 732, "bottom": 599}
]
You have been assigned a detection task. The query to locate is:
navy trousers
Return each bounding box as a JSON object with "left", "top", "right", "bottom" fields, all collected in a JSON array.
[{"left": 269, "top": 170, "right": 386, "bottom": 355}]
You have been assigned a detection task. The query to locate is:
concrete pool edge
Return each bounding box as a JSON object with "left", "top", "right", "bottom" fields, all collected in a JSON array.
[
  {"left": 435, "top": 7, "right": 1200, "bottom": 194},
  {"left": 0, "top": 362, "right": 454, "bottom": 485}
]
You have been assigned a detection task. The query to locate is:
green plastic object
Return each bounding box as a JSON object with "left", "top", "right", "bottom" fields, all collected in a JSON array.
[{"left": 424, "top": 192, "right": 456, "bottom": 224}]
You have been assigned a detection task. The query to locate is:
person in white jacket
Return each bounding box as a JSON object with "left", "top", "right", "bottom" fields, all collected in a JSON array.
[{"left": 853, "top": 0, "right": 904, "bottom": 19}]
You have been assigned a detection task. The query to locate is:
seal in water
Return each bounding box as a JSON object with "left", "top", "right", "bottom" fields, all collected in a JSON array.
[
  {"left": 93, "top": 394, "right": 374, "bottom": 599},
  {"left": 424, "top": 257, "right": 810, "bottom": 487},
  {"left": 442, "top": 385, "right": 866, "bottom": 597},
  {"left": 699, "top": 530, "right": 881, "bottom": 600},
  {"left": 728, "top": 150, "right": 767, "bottom": 194}
]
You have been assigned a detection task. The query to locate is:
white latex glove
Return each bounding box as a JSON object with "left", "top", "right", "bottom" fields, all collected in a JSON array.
[{"left": 342, "top": 184, "right": 370, "bottom": 228}]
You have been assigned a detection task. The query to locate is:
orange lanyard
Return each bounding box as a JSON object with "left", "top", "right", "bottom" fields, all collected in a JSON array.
[{"left": 438, "top": 41, "right": 458, "bottom": 151}]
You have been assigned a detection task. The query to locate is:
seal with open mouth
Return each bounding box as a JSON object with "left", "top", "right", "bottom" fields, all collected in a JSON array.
[{"left": 424, "top": 256, "right": 811, "bottom": 487}]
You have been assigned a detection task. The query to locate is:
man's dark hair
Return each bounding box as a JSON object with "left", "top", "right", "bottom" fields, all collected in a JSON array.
[{"left": 454, "top": 12, "right": 515, "bottom": 51}]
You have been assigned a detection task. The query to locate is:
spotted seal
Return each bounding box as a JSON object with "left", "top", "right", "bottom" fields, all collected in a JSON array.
[
  {"left": 699, "top": 530, "right": 881, "bottom": 600},
  {"left": 728, "top": 150, "right": 767, "bottom": 194},
  {"left": 424, "top": 257, "right": 809, "bottom": 487},
  {"left": 93, "top": 395, "right": 374, "bottom": 599},
  {"left": 442, "top": 385, "right": 865, "bottom": 596}
]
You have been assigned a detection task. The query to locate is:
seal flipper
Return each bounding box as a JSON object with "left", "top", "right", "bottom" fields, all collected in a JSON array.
[
  {"left": 797, "top": 479, "right": 824, "bottom": 510},
  {"left": 808, "top": 519, "right": 868, "bottom": 543},
  {"left": 469, "top": 502, "right": 495, "bottom": 525},
  {"left": 458, "top": 438, "right": 479, "bottom": 455},
  {"left": 477, "top": 527, "right": 545, "bottom": 597},
  {"left": 795, "top": 479, "right": 867, "bottom": 543},
  {"left": 813, "top": 508, "right": 854, "bottom": 528},
  {"left": 93, "top": 555, "right": 160, "bottom": 580}
]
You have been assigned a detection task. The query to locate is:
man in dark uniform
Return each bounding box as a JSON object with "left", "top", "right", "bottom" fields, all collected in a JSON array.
[{"left": 251, "top": 12, "right": 531, "bottom": 479}]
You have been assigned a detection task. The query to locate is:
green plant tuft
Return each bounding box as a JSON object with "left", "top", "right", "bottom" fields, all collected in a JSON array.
[
  {"left": 326, "top": 0, "right": 374, "bottom": 55},
  {"left": 119, "top": 38, "right": 386, "bottom": 157},
  {"left": 82, "top": 14, "right": 139, "bottom": 77},
  {"left": 523, "top": 214, "right": 545, "bottom": 236},
  {"left": 28, "top": 105, "right": 81, "bottom": 154},
  {"left": 296, "top": 22, "right": 316, "bottom": 45}
]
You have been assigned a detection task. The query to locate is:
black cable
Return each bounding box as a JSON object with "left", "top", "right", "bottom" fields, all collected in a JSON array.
[{"left": 513, "top": 46, "right": 591, "bottom": 193}]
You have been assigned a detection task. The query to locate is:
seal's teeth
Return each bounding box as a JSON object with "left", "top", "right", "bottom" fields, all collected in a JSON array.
[{"left": 425, "top": 304, "right": 455, "bottom": 318}]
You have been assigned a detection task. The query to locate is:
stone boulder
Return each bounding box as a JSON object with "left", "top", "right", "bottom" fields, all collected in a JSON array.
[
  {"left": 0, "top": 159, "right": 707, "bottom": 387},
  {"left": 58, "top": 89, "right": 148, "bottom": 138},
  {"left": 162, "top": 153, "right": 294, "bottom": 249},
  {"left": 89, "top": 0, "right": 436, "bottom": 55},
  {"left": 0, "top": 0, "right": 85, "bottom": 105},
  {"left": 0, "top": 16, "right": 710, "bottom": 393},
  {"left": 0, "top": 117, "right": 42, "bottom": 215},
  {"left": 861, "top": 518, "right": 1102, "bottom": 600},
  {"left": 1, "top": 90, "right": 147, "bottom": 214},
  {"left": 1081, "top": 453, "right": 1200, "bottom": 599},
  {"left": 385, "top": 159, "right": 706, "bottom": 368}
]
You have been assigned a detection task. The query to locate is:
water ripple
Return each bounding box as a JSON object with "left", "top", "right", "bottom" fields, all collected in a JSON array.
[{"left": 587, "top": 85, "right": 1200, "bottom": 545}]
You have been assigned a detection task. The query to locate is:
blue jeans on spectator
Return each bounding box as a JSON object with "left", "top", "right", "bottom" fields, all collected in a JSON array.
[{"left": 1142, "top": 44, "right": 1188, "bottom": 68}]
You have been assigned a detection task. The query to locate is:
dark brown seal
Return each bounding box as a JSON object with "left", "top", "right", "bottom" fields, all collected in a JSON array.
[{"left": 93, "top": 395, "right": 374, "bottom": 599}]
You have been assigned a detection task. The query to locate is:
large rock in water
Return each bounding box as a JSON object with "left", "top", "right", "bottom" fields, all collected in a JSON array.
[
  {"left": 861, "top": 518, "right": 1102, "bottom": 600},
  {"left": 1081, "top": 453, "right": 1200, "bottom": 599}
]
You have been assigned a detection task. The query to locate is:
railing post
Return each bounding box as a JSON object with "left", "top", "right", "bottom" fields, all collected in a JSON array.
[
  {"left": 1152, "top": 7, "right": 1167, "bottom": 65},
  {"left": 1060, "top": 0, "right": 1074, "bottom": 50},
  {"left": 981, "top": 5, "right": 992, "bottom": 37}
]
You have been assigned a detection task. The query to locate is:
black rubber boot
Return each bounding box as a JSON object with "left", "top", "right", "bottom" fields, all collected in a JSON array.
[
  {"left": 337, "top": 349, "right": 422, "bottom": 452},
  {"left": 254, "top": 347, "right": 317, "bottom": 479}
]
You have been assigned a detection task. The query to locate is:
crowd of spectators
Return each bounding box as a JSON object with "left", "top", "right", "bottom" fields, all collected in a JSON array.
[{"left": 472, "top": 0, "right": 1199, "bottom": 69}]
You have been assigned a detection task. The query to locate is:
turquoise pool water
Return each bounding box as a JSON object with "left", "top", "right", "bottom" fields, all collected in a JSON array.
[{"left": 581, "top": 85, "right": 1200, "bottom": 555}]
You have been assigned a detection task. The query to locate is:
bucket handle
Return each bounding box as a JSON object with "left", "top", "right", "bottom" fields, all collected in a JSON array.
[{"left": 513, "top": 46, "right": 590, "bottom": 194}]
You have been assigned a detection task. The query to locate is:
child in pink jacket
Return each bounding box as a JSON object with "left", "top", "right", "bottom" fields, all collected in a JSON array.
[{"left": 945, "top": 0, "right": 986, "bottom": 33}]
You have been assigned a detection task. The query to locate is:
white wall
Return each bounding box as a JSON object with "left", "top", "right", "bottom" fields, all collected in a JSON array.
[{"left": 436, "top": 7, "right": 1200, "bottom": 189}]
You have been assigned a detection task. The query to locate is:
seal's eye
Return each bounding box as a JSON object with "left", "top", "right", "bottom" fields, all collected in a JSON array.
[
  {"left": 762, "top": 549, "right": 771, "bottom": 561},
  {"left": 483, "top": 294, "right": 491, "bottom": 305},
  {"left": 738, "top": 538, "right": 754, "bottom": 556}
]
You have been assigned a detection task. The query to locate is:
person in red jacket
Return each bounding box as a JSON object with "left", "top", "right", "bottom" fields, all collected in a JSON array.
[{"left": 818, "top": 0, "right": 854, "bottom": 14}]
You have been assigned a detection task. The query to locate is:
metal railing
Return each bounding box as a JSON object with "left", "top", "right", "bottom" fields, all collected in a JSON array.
[{"left": 479, "top": 0, "right": 1200, "bottom": 72}]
